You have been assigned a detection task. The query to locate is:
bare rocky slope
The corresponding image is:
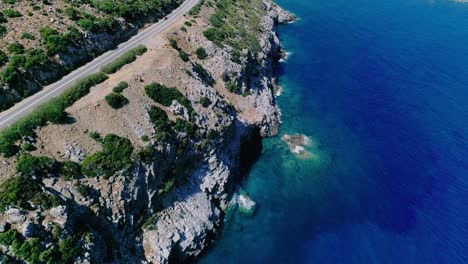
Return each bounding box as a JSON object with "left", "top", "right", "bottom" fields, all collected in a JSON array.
[{"left": 0, "top": 0, "right": 294, "bottom": 262}]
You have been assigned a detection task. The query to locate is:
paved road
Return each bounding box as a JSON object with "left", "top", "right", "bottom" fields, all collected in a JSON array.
[{"left": 0, "top": 0, "right": 198, "bottom": 130}]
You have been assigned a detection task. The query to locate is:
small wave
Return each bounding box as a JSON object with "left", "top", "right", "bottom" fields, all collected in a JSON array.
[
  {"left": 279, "top": 51, "right": 293, "bottom": 62},
  {"left": 275, "top": 86, "right": 283, "bottom": 96}
]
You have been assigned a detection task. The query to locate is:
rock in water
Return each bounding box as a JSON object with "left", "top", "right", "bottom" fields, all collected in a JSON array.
[
  {"left": 281, "top": 134, "right": 310, "bottom": 154},
  {"left": 237, "top": 192, "right": 257, "bottom": 215}
]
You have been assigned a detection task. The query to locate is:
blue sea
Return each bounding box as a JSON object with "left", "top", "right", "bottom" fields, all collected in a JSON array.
[{"left": 200, "top": 0, "right": 468, "bottom": 263}]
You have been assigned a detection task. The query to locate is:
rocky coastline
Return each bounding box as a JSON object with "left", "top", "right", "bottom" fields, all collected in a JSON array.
[
  {"left": 142, "top": 3, "right": 295, "bottom": 262},
  {"left": 0, "top": 1, "right": 295, "bottom": 263}
]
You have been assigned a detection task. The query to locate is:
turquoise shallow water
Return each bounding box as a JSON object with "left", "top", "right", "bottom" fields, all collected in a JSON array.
[{"left": 200, "top": 0, "right": 468, "bottom": 263}]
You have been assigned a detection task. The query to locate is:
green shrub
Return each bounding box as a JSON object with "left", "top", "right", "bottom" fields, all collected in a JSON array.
[
  {"left": 199, "top": 96, "right": 211, "bottom": 107},
  {"left": 178, "top": 50, "right": 189, "bottom": 62},
  {"left": 0, "top": 73, "right": 108, "bottom": 157},
  {"left": 112, "top": 81, "right": 128, "bottom": 93},
  {"left": 203, "top": 28, "right": 227, "bottom": 46},
  {"left": 40, "top": 27, "right": 69, "bottom": 54},
  {"left": 90, "top": 131, "right": 102, "bottom": 143},
  {"left": 81, "top": 134, "right": 134, "bottom": 178},
  {"left": 0, "top": 12, "right": 7, "bottom": 23},
  {"left": 16, "top": 154, "right": 58, "bottom": 177},
  {"left": 14, "top": 238, "right": 41, "bottom": 263},
  {"left": 0, "top": 175, "right": 44, "bottom": 211},
  {"left": 193, "top": 63, "right": 214, "bottom": 86},
  {"left": 64, "top": 7, "right": 79, "bottom": 20},
  {"left": 75, "top": 182, "right": 91, "bottom": 197},
  {"left": 169, "top": 38, "right": 178, "bottom": 50},
  {"left": 0, "top": 25, "right": 6, "bottom": 37},
  {"left": 0, "top": 65, "right": 18, "bottom": 83},
  {"left": 141, "top": 135, "right": 149, "bottom": 142},
  {"left": 0, "top": 229, "right": 21, "bottom": 245},
  {"left": 100, "top": 45, "right": 147, "bottom": 74},
  {"left": 160, "top": 177, "right": 175, "bottom": 194},
  {"left": 21, "top": 32, "right": 36, "bottom": 40},
  {"left": 226, "top": 82, "right": 239, "bottom": 93},
  {"left": 0, "top": 50, "right": 7, "bottom": 66},
  {"left": 58, "top": 236, "right": 82, "bottom": 263},
  {"left": 105, "top": 93, "right": 129, "bottom": 109},
  {"left": 184, "top": 21, "right": 192, "bottom": 27},
  {"left": 22, "top": 142, "right": 34, "bottom": 151},
  {"left": 148, "top": 106, "right": 172, "bottom": 140},
  {"left": 61, "top": 160, "right": 82, "bottom": 180},
  {"left": 209, "top": 13, "right": 224, "bottom": 28},
  {"left": 7, "top": 42, "right": 25, "bottom": 54},
  {"left": 188, "top": 0, "right": 204, "bottom": 16},
  {"left": 180, "top": 26, "right": 187, "bottom": 32},
  {"left": 144, "top": 82, "right": 192, "bottom": 112},
  {"left": 195, "top": 47, "right": 208, "bottom": 59},
  {"left": 3, "top": 9, "right": 22, "bottom": 18},
  {"left": 39, "top": 246, "right": 59, "bottom": 263}
]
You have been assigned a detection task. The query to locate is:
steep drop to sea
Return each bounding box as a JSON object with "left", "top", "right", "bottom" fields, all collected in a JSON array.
[{"left": 200, "top": 0, "right": 468, "bottom": 262}]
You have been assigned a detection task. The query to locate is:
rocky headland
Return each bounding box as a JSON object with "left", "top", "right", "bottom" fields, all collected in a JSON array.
[{"left": 0, "top": 0, "right": 294, "bottom": 262}]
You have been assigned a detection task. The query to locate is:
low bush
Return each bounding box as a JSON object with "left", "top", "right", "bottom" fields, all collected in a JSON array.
[
  {"left": 193, "top": 63, "right": 214, "bottom": 86},
  {"left": 144, "top": 82, "right": 193, "bottom": 113},
  {"left": 226, "top": 82, "right": 239, "bottom": 93},
  {"left": 7, "top": 42, "right": 25, "bottom": 54},
  {"left": 112, "top": 81, "right": 128, "bottom": 93},
  {"left": 14, "top": 238, "right": 41, "bottom": 263},
  {"left": 178, "top": 50, "right": 189, "bottom": 62},
  {"left": 169, "top": 39, "right": 178, "bottom": 50},
  {"left": 101, "top": 45, "right": 147, "bottom": 74},
  {"left": 188, "top": 0, "right": 204, "bottom": 16},
  {"left": 81, "top": 134, "right": 134, "bottom": 179},
  {"left": 0, "top": 229, "right": 21, "bottom": 245},
  {"left": 64, "top": 7, "right": 79, "bottom": 20},
  {"left": 75, "top": 182, "right": 91, "bottom": 197},
  {"left": 0, "top": 25, "right": 6, "bottom": 37},
  {"left": 90, "top": 131, "right": 102, "bottom": 143},
  {"left": 195, "top": 47, "right": 208, "bottom": 59},
  {"left": 16, "top": 154, "right": 58, "bottom": 177},
  {"left": 105, "top": 93, "right": 129, "bottom": 109},
  {"left": 0, "top": 72, "right": 108, "bottom": 157},
  {"left": 3, "top": 9, "right": 22, "bottom": 18},
  {"left": 0, "top": 174, "right": 53, "bottom": 211},
  {"left": 58, "top": 236, "right": 82, "bottom": 263},
  {"left": 148, "top": 106, "right": 172, "bottom": 141},
  {"left": 0, "top": 12, "right": 6, "bottom": 23},
  {"left": 61, "top": 160, "right": 82, "bottom": 180},
  {"left": 199, "top": 96, "right": 211, "bottom": 107},
  {"left": 21, "top": 32, "right": 35, "bottom": 40},
  {"left": 0, "top": 50, "right": 7, "bottom": 66}
]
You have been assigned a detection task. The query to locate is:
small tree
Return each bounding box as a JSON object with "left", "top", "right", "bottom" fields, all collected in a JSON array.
[
  {"left": 199, "top": 96, "right": 211, "bottom": 107},
  {"left": 195, "top": 47, "right": 208, "bottom": 59},
  {"left": 105, "top": 93, "right": 129, "bottom": 109}
]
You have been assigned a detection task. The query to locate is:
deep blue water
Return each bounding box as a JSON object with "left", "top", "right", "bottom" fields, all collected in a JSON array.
[{"left": 200, "top": 0, "right": 468, "bottom": 263}]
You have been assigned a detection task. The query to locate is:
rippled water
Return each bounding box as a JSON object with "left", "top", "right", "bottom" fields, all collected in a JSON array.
[{"left": 200, "top": 0, "right": 468, "bottom": 262}]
